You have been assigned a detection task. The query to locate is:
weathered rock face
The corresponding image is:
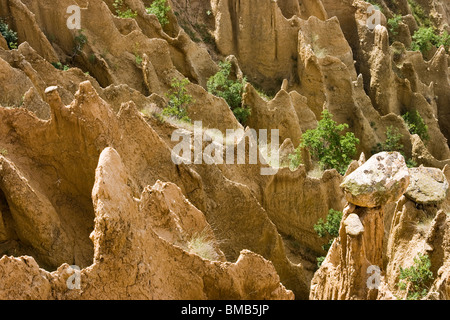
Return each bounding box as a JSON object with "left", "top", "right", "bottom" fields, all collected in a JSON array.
[
  {"left": 341, "top": 152, "right": 411, "bottom": 208},
  {"left": 0, "top": 147, "right": 294, "bottom": 300},
  {"left": 405, "top": 166, "right": 449, "bottom": 205},
  {"left": 0, "top": 0, "right": 450, "bottom": 301},
  {"left": 310, "top": 152, "right": 410, "bottom": 300}
]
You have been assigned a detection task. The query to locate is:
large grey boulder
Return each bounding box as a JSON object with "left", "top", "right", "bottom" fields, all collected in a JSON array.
[
  {"left": 405, "top": 166, "right": 449, "bottom": 205},
  {"left": 340, "top": 152, "right": 410, "bottom": 208}
]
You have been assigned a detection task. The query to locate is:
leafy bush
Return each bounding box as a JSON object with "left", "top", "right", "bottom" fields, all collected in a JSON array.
[
  {"left": 207, "top": 61, "right": 250, "bottom": 125},
  {"left": 436, "top": 30, "right": 450, "bottom": 52},
  {"left": 402, "top": 110, "right": 429, "bottom": 141},
  {"left": 113, "top": 0, "right": 137, "bottom": 19},
  {"left": 411, "top": 27, "right": 450, "bottom": 54},
  {"left": 398, "top": 253, "right": 434, "bottom": 300},
  {"left": 314, "top": 209, "right": 343, "bottom": 267},
  {"left": 372, "top": 126, "right": 404, "bottom": 154},
  {"left": 146, "top": 0, "right": 171, "bottom": 27},
  {"left": 163, "top": 78, "right": 193, "bottom": 122},
  {"left": 0, "top": 19, "right": 18, "bottom": 49},
  {"left": 411, "top": 27, "right": 438, "bottom": 54},
  {"left": 388, "top": 14, "right": 403, "bottom": 36},
  {"left": 300, "top": 109, "right": 359, "bottom": 175}
]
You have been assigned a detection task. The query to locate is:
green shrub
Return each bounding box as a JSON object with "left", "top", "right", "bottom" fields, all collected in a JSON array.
[
  {"left": 314, "top": 209, "right": 343, "bottom": 267},
  {"left": 411, "top": 27, "right": 450, "bottom": 54},
  {"left": 300, "top": 109, "right": 359, "bottom": 175},
  {"left": 388, "top": 14, "right": 403, "bottom": 36},
  {"left": 146, "top": 0, "right": 171, "bottom": 27},
  {"left": 207, "top": 61, "right": 250, "bottom": 125},
  {"left": 406, "top": 158, "right": 418, "bottom": 168},
  {"left": 163, "top": 78, "right": 193, "bottom": 122},
  {"left": 398, "top": 253, "right": 434, "bottom": 300},
  {"left": 73, "top": 29, "right": 87, "bottom": 55},
  {"left": 407, "top": 0, "right": 432, "bottom": 27},
  {"left": 51, "top": 62, "right": 70, "bottom": 71},
  {"left": 402, "top": 110, "right": 429, "bottom": 141},
  {"left": 372, "top": 126, "right": 404, "bottom": 154},
  {"left": 0, "top": 19, "right": 18, "bottom": 49},
  {"left": 411, "top": 27, "right": 438, "bottom": 54},
  {"left": 436, "top": 30, "right": 450, "bottom": 52},
  {"left": 113, "top": 0, "right": 137, "bottom": 19},
  {"left": 288, "top": 147, "right": 302, "bottom": 170}
]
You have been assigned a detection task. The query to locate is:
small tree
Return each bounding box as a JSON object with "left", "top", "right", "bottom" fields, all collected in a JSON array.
[
  {"left": 163, "top": 78, "right": 193, "bottom": 122},
  {"left": 207, "top": 61, "right": 250, "bottom": 125},
  {"left": 146, "top": 0, "right": 171, "bottom": 27},
  {"left": 398, "top": 253, "right": 434, "bottom": 300},
  {"left": 314, "top": 209, "right": 343, "bottom": 267},
  {"left": 300, "top": 110, "right": 359, "bottom": 175}
]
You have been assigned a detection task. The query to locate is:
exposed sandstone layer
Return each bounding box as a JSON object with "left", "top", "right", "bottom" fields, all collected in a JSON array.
[{"left": 0, "top": 0, "right": 449, "bottom": 300}]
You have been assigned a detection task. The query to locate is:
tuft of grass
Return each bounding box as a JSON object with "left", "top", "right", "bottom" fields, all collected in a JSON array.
[
  {"left": 0, "top": 148, "right": 8, "bottom": 156},
  {"left": 187, "top": 231, "right": 220, "bottom": 261}
]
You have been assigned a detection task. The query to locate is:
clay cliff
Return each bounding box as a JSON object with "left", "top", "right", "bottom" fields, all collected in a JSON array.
[{"left": 0, "top": 0, "right": 449, "bottom": 300}]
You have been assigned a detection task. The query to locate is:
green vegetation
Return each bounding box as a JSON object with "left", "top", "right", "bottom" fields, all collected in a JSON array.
[
  {"left": 51, "top": 62, "right": 70, "bottom": 71},
  {"left": 0, "top": 148, "right": 8, "bottom": 156},
  {"left": 388, "top": 14, "right": 403, "bottom": 36},
  {"left": 406, "top": 0, "right": 450, "bottom": 54},
  {"left": 299, "top": 109, "right": 359, "bottom": 175},
  {"left": 372, "top": 125, "right": 404, "bottom": 154},
  {"left": 398, "top": 253, "right": 434, "bottom": 300},
  {"left": 146, "top": 0, "right": 171, "bottom": 27},
  {"left": 411, "top": 27, "right": 450, "bottom": 54},
  {"left": 88, "top": 53, "right": 97, "bottom": 64},
  {"left": 207, "top": 61, "right": 251, "bottom": 125},
  {"left": 288, "top": 147, "right": 302, "bottom": 170},
  {"left": 193, "top": 23, "right": 214, "bottom": 45},
  {"left": 0, "top": 19, "right": 18, "bottom": 49},
  {"left": 73, "top": 29, "right": 87, "bottom": 55},
  {"left": 314, "top": 209, "right": 343, "bottom": 267},
  {"left": 133, "top": 43, "right": 143, "bottom": 66},
  {"left": 163, "top": 78, "right": 193, "bottom": 123},
  {"left": 407, "top": 0, "right": 432, "bottom": 28},
  {"left": 402, "top": 110, "right": 429, "bottom": 141},
  {"left": 372, "top": 126, "right": 418, "bottom": 168},
  {"left": 113, "top": 0, "right": 137, "bottom": 19}
]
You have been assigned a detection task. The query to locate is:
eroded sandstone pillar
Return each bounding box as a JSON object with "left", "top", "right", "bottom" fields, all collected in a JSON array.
[{"left": 310, "top": 152, "right": 410, "bottom": 300}]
